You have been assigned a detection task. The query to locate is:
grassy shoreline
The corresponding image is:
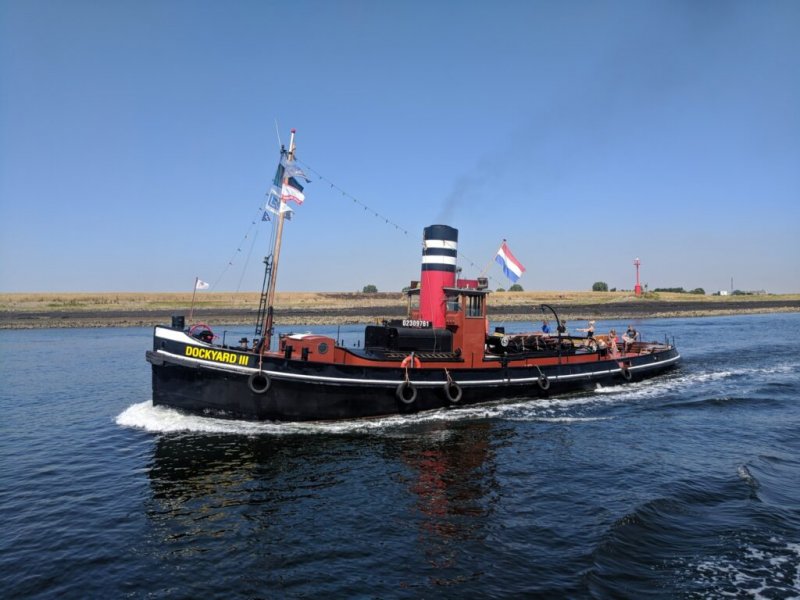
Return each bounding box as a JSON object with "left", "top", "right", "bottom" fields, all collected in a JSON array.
[{"left": 1, "top": 291, "right": 799, "bottom": 329}]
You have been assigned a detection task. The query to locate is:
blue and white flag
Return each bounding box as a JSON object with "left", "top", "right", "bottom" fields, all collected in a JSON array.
[
  {"left": 265, "top": 191, "right": 280, "bottom": 215},
  {"left": 280, "top": 157, "right": 310, "bottom": 182}
]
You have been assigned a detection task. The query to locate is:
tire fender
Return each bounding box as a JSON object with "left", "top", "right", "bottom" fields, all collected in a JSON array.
[
  {"left": 248, "top": 372, "right": 271, "bottom": 394},
  {"left": 396, "top": 381, "right": 417, "bottom": 405},
  {"left": 443, "top": 381, "right": 463, "bottom": 403},
  {"left": 538, "top": 374, "right": 551, "bottom": 390}
]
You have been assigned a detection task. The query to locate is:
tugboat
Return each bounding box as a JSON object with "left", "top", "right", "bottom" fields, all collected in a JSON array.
[{"left": 146, "top": 132, "right": 680, "bottom": 421}]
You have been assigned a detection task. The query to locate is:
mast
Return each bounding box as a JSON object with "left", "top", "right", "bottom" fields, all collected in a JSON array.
[{"left": 261, "top": 128, "right": 296, "bottom": 352}]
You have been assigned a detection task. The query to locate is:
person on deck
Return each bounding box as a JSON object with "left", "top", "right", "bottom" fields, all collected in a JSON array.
[
  {"left": 608, "top": 329, "right": 619, "bottom": 356},
  {"left": 578, "top": 320, "right": 595, "bottom": 340},
  {"left": 622, "top": 324, "right": 639, "bottom": 351},
  {"left": 541, "top": 320, "right": 551, "bottom": 335},
  {"left": 557, "top": 320, "right": 567, "bottom": 335}
]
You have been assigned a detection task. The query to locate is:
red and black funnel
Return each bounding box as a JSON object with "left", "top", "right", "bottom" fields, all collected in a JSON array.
[{"left": 419, "top": 225, "right": 458, "bottom": 328}]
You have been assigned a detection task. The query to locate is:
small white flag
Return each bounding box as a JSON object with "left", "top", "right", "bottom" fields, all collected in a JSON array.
[
  {"left": 195, "top": 279, "right": 210, "bottom": 290},
  {"left": 279, "top": 202, "right": 294, "bottom": 221}
]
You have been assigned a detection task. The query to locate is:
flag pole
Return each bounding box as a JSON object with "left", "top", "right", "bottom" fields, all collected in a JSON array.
[
  {"left": 479, "top": 239, "right": 505, "bottom": 277},
  {"left": 261, "top": 128, "right": 296, "bottom": 353},
  {"left": 189, "top": 277, "right": 199, "bottom": 323}
]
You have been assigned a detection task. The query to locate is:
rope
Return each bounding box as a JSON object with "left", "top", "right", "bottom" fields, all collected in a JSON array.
[
  {"left": 235, "top": 227, "right": 260, "bottom": 292},
  {"left": 296, "top": 158, "right": 410, "bottom": 236},
  {"left": 211, "top": 203, "right": 269, "bottom": 290},
  {"left": 300, "top": 156, "right": 508, "bottom": 287}
]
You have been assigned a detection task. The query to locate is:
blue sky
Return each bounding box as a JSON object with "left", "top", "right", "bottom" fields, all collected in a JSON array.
[{"left": 1, "top": 0, "right": 798, "bottom": 294}]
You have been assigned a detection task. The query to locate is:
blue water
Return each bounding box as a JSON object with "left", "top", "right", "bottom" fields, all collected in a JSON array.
[{"left": 1, "top": 314, "right": 798, "bottom": 598}]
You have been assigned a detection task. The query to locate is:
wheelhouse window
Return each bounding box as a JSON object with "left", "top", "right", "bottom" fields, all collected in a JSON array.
[
  {"left": 466, "top": 294, "right": 484, "bottom": 317},
  {"left": 408, "top": 293, "right": 420, "bottom": 312},
  {"left": 446, "top": 293, "right": 460, "bottom": 312}
]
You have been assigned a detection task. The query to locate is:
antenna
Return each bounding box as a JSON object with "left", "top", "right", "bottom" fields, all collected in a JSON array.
[{"left": 274, "top": 119, "right": 282, "bottom": 149}]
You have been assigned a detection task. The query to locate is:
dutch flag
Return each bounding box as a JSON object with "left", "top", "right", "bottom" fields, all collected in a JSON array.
[{"left": 495, "top": 241, "right": 526, "bottom": 283}]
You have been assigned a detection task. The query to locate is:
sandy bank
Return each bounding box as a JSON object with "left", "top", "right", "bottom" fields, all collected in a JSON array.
[{"left": 1, "top": 292, "right": 798, "bottom": 329}]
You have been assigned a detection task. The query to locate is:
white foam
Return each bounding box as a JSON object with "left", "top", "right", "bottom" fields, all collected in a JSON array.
[
  {"left": 689, "top": 537, "right": 800, "bottom": 599},
  {"left": 587, "top": 360, "right": 799, "bottom": 404},
  {"left": 116, "top": 395, "right": 617, "bottom": 436},
  {"left": 737, "top": 465, "right": 759, "bottom": 488}
]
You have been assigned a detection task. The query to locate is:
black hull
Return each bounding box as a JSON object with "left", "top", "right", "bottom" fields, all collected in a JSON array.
[{"left": 147, "top": 345, "right": 681, "bottom": 422}]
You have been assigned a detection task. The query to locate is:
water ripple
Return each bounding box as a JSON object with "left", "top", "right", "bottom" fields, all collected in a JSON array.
[{"left": 3, "top": 314, "right": 800, "bottom": 598}]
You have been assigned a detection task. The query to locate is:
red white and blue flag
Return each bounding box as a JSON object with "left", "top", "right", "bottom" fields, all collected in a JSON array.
[{"left": 495, "top": 241, "right": 525, "bottom": 283}]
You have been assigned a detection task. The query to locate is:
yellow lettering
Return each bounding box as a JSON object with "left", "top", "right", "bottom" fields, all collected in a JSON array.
[{"left": 185, "top": 345, "right": 251, "bottom": 366}]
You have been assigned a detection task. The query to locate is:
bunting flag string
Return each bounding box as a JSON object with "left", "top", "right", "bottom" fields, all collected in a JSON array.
[
  {"left": 211, "top": 203, "right": 270, "bottom": 290},
  {"left": 296, "top": 158, "right": 409, "bottom": 236},
  {"left": 296, "top": 159, "right": 505, "bottom": 287},
  {"left": 298, "top": 159, "right": 509, "bottom": 287}
]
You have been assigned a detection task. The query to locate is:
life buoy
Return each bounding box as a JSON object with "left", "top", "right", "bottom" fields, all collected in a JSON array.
[
  {"left": 443, "top": 381, "right": 463, "bottom": 403},
  {"left": 620, "top": 367, "right": 632, "bottom": 381},
  {"left": 538, "top": 374, "right": 551, "bottom": 390},
  {"left": 400, "top": 355, "right": 422, "bottom": 369},
  {"left": 396, "top": 381, "right": 417, "bottom": 405},
  {"left": 188, "top": 322, "right": 215, "bottom": 342},
  {"left": 248, "top": 372, "right": 271, "bottom": 394}
]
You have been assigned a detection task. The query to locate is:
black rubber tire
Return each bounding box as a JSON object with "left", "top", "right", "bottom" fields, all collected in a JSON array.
[
  {"left": 538, "top": 375, "right": 551, "bottom": 390},
  {"left": 396, "top": 381, "right": 417, "bottom": 405},
  {"left": 621, "top": 367, "right": 632, "bottom": 381},
  {"left": 444, "top": 381, "right": 463, "bottom": 404},
  {"left": 248, "top": 372, "right": 271, "bottom": 394}
]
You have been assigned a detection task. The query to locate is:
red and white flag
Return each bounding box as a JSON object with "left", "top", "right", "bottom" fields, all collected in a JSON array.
[{"left": 280, "top": 182, "right": 305, "bottom": 205}]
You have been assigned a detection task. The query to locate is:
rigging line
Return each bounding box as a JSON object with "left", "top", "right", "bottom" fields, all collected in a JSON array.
[
  {"left": 295, "top": 158, "right": 410, "bottom": 236},
  {"left": 211, "top": 204, "right": 266, "bottom": 290},
  {"left": 274, "top": 119, "right": 282, "bottom": 150},
  {"left": 235, "top": 227, "right": 260, "bottom": 292},
  {"left": 300, "top": 157, "right": 506, "bottom": 288},
  {"left": 457, "top": 250, "right": 504, "bottom": 289}
]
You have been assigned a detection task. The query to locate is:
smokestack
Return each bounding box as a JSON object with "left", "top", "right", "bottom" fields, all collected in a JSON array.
[{"left": 419, "top": 225, "right": 458, "bottom": 328}]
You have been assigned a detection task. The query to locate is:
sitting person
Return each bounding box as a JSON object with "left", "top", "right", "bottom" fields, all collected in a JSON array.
[
  {"left": 622, "top": 324, "right": 639, "bottom": 351},
  {"left": 541, "top": 319, "right": 551, "bottom": 335},
  {"left": 557, "top": 320, "right": 567, "bottom": 335}
]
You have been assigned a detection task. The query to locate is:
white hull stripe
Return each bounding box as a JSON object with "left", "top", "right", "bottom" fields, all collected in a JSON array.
[{"left": 154, "top": 350, "right": 680, "bottom": 387}]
